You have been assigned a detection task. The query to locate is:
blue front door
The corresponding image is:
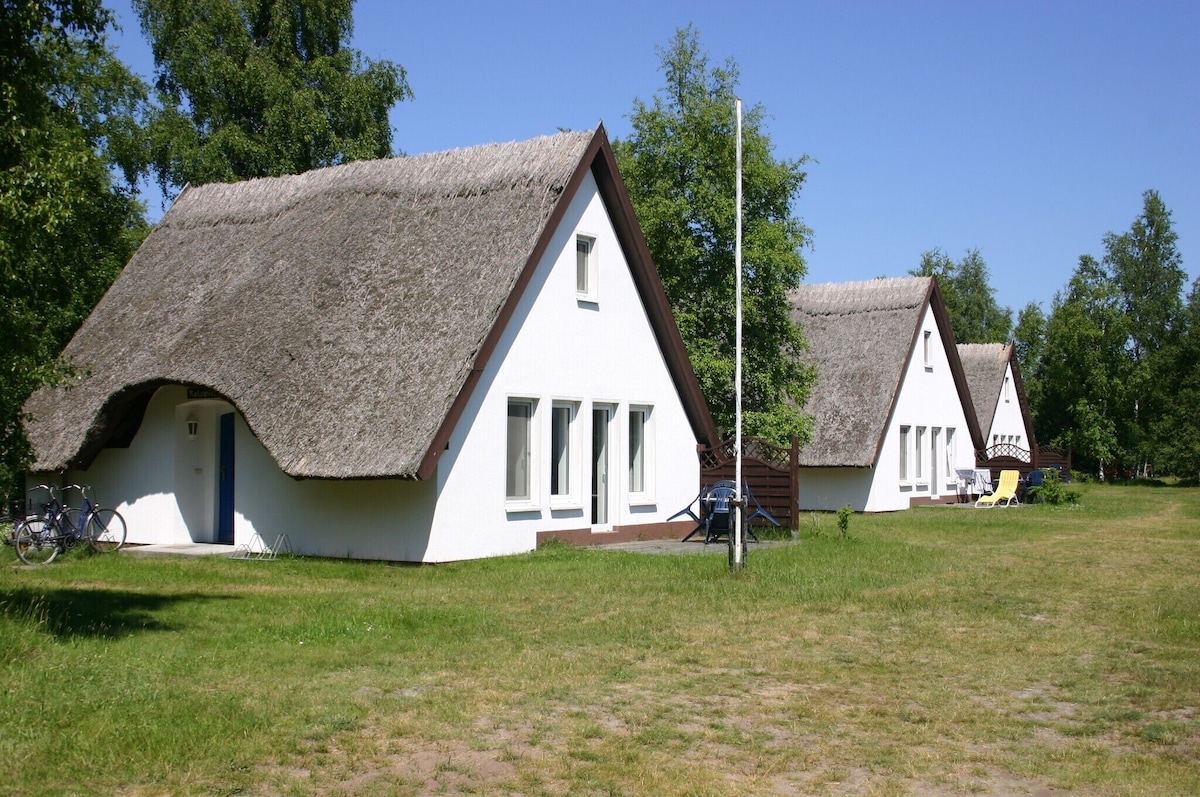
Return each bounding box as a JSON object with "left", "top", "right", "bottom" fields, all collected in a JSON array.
[{"left": 218, "top": 412, "right": 235, "bottom": 544}]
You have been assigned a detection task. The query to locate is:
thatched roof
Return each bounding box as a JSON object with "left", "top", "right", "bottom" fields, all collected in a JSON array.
[
  {"left": 957, "top": 343, "right": 1009, "bottom": 438},
  {"left": 24, "top": 126, "right": 716, "bottom": 479},
  {"left": 788, "top": 276, "right": 981, "bottom": 468}
]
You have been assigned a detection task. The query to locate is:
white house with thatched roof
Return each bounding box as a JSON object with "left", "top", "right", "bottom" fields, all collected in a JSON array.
[
  {"left": 957, "top": 343, "right": 1037, "bottom": 462},
  {"left": 22, "top": 126, "right": 718, "bottom": 562},
  {"left": 787, "top": 276, "right": 984, "bottom": 511}
]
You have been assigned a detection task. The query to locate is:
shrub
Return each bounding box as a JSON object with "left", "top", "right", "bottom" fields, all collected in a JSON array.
[
  {"left": 836, "top": 505, "right": 853, "bottom": 537},
  {"left": 1034, "top": 468, "right": 1080, "bottom": 506}
]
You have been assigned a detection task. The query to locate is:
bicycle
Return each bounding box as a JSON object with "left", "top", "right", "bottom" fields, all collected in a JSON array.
[
  {"left": 66, "top": 483, "right": 127, "bottom": 554},
  {"left": 13, "top": 484, "right": 127, "bottom": 565}
]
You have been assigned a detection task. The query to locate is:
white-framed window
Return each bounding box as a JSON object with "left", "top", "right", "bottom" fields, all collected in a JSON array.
[
  {"left": 945, "top": 427, "right": 958, "bottom": 486},
  {"left": 576, "top": 234, "right": 597, "bottom": 302},
  {"left": 550, "top": 401, "right": 581, "bottom": 507},
  {"left": 923, "top": 330, "right": 933, "bottom": 370},
  {"left": 899, "top": 425, "right": 912, "bottom": 483},
  {"left": 628, "top": 405, "right": 655, "bottom": 502},
  {"left": 1004, "top": 375, "right": 1011, "bottom": 403},
  {"left": 506, "top": 398, "right": 538, "bottom": 506},
  {"left": 915, "top": 426, "right": 927, "bottom": 483}
]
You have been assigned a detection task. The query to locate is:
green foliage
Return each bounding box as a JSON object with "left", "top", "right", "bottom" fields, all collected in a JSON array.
[
  {"left": 836, "top": 504, "right": 852, "bottom": 537},
  {"left": 1034, "top": 255, "right": 1132, "bottom": 475},
  {"left": 1151, "top": 277, "right": 1200, "bottom": 479},
  {"left": 911, "top": 248, "right": 1012, "bottom": 343},
  {"left": 134, "top": 0, "right": 413, "bottom": 193},
  {"left": 613, "top": 25, "right": 814, "bottom": 444},
  {"left": 1030, "top": 468, "right": 1079, "bottom": 506},
  {"left": 0, "top": 1, "right": 149, "bottom": 491},
  {"left": 1012, "top": 301, "right": 1045, "bottom": 418},
  {"left": 1029, "top": 192, "right": 1189, "bottom": 476}
]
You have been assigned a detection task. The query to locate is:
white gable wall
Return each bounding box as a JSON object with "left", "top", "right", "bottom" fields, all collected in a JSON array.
[
  {"left": 866, "top": 304, "right": 975, "bottom": 511},
  {"left": 425, "top": 171, "right": 699, "bottom": 561},
  {"left": 986, "top": 362, "right": 1031, "bottom": 460}
]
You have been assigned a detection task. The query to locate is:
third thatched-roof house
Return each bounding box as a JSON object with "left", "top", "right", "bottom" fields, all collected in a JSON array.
[
  {"left": 957, "top": 342, "right": 1037, "bottom": 462},
  {"left": 788, "top": 276, "right": 984, "bottom": 511}
]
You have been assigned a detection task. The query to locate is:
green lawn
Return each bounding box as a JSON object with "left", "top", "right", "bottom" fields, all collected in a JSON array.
[{"left": 3, "top": 484, "right": 1198, "bottom": 796}]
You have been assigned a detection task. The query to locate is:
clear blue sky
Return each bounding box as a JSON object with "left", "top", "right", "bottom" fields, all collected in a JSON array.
[{"left": 107, "top": 0, "right": 1199, "bottom": 318}]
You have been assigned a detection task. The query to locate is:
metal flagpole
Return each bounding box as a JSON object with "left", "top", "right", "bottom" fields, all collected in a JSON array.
[{"left": 731, "top": 97, "right": 745, "bottom": 571}]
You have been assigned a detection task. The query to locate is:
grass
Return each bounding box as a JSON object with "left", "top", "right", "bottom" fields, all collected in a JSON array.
[{"left": 2, "top": 483, "right": 1198, "bottom": 796}]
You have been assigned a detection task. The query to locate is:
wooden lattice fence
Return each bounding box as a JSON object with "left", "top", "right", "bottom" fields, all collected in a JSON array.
[{"left": 698, "top": 436, "right": 799, "bottom": 531}]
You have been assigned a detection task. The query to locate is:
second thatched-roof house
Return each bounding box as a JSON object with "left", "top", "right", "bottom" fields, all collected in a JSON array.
[
  {"left": 788, "top": 276, "right": 984, "bottom": 511},
  {"left": 957, "top": 342, "right": 1037, "bottom": 462},
  {"left": 22, "top": 126, "right": 718, "bottom": 561}
]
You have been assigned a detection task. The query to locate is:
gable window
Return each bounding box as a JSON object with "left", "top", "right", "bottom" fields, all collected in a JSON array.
[
  {"left": 899, "top": 425, "right": 912, "bottom": 483},
  {"left": 629, "top": 405, "right": 655, "bottom": 501},
  {"left": 576, "top": 234, "right": 597, "bottom": 302},
  {"left": 923, "top": 330, "right": 933, "bottom": 370},
  {"left": 506, "top": 399, "right": 536, "bottom": 503},
  {"left": 915, "top": 426, "right": 927, "bottom": 483},
  {"left": 1004, "top": 375, "right": 1011, "bottom": 403}
]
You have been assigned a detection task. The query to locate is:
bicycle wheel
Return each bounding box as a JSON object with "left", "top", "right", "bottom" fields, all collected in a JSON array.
[
  {"left": 86, "top": 508, "right": 127, "bottom": 552},
  {"left": 14, "top": 519, "right": 60, "bottom": 565}
]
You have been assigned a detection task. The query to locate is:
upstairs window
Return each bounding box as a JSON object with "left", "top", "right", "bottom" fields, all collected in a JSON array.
[
  {"left": 923, "top": 330, "right": 933, "bottom": 370},
  {"left": 576, "top": 235, "right": 597, "bottom": 301}
]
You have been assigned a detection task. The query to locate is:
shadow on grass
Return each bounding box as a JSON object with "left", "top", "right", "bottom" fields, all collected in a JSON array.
[{"left": 1, "top": 585, "right": 236, "bottom": 640}]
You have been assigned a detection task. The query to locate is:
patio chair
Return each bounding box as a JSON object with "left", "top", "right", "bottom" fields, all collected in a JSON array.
[
  {"left": 674, "top": 485, "right": 707, "bottom": 542},
  {"left": 703, "top": 480, "right": 769, "bottom": 542},
  {"left": 1020, "top": 469, "right": 1046, "bottom": 503},
  {"left": 976, "top": 469, "right": 1020, "bottom": 507},
  {"left": 702, "top": 484, "right": 737, "bottom": 544}
]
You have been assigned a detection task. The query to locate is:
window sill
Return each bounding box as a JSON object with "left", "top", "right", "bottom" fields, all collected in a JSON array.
[
  {"left": 505, "top": 500, "right": 541, "bottom": 514},
  {"left": 628, "top": 496, "right": 656, "bottom": 508},
  {"left": 549, "top": 499, "right": 583, "bottom": 511}
]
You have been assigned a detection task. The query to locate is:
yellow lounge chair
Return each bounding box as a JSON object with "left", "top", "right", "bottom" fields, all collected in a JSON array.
[{"left": 976, "top": 469, "right": 1020, "bottom": 507}]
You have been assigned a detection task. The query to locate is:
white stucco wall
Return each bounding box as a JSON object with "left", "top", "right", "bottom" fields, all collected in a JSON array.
[
  {"left": 986, "top": 363, "right": 1031, "bottom": 460},
  {"left": 867, "top": 304, "right": 976, "bottom": 510},
  {"left": 797, "top": 467, "right": 875, "bottom": 512},
  {"left": 424, "top": 171, "right": 700, "bottom": 561},
  {"left": 50, "top": 170, "right": 700, "bottom": 562}
]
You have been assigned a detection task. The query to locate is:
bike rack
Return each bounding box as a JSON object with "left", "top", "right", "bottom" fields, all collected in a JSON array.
[{"left": 229, "top": 532, "right": 292, "bottom": 560}]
